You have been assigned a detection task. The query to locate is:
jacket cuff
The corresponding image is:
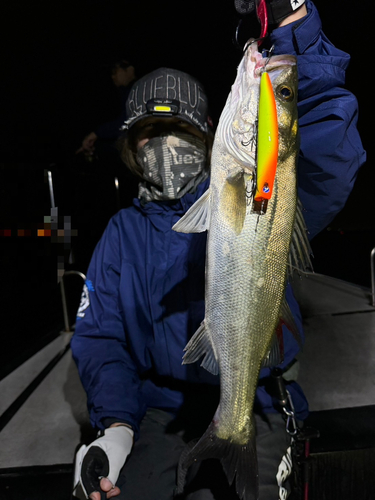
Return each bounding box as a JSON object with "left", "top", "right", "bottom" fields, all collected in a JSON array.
[{"left": 102, "top": 417, "right": 131, "bottom": 428}]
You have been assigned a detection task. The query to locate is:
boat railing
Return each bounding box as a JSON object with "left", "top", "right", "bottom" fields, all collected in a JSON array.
[
  {"left": 60, "top": 270, "right": 86, "bottom": 334},
  {"left": 371, "top": 247, "right": 375, "bottom": 307}
]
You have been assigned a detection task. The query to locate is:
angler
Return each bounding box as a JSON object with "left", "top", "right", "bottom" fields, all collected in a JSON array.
[{"left": 71, "top": 2, "right": 365, "bottom": 499}]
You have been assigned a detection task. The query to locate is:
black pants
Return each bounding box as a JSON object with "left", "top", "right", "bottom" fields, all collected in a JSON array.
[{"left": 116, "top": 408, "right": 291, "bottom": 500}]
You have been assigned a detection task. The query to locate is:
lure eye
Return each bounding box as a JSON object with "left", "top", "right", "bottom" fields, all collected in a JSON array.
[{"left": 277, "top": 85, "right": 294, "bottom": 101}]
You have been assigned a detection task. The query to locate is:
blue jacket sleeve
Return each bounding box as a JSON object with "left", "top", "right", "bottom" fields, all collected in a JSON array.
[
  {"left": 70, "top": 217, "right": 146, "bottom": 438},
  {"left": 271, "top": 0, "right": 366, "bottom": 239}
]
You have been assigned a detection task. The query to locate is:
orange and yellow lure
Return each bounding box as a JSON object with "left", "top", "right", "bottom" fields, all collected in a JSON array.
[{"left": 255, "top": 71, "right": 278, "bottom": 204}]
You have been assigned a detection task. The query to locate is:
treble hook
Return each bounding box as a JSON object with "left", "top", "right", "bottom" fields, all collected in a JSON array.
[{"left": 241, "top": 120, "right": 258, "bottom": 149}]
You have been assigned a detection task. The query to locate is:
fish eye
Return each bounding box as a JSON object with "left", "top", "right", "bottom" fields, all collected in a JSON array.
[{"left": 277, "top": 85, "right": 294, "bottom": 101}]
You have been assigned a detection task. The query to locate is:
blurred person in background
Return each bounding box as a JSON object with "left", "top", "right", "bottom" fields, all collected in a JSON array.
[{"left": 76, "top": 59, "right": 137, "bottom": 158}]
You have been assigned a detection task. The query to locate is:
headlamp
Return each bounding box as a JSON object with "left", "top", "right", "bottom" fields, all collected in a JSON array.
[{"left": 146, "top": 99, "right": 180, "bottom": 117}]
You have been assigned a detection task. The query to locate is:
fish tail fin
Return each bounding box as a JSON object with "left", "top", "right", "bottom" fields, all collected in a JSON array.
[{"left": 176, "top": 420, "right": 259, "bottom": 500}]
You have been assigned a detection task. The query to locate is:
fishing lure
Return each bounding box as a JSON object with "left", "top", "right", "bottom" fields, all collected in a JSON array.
[{"left": 254, "top": 70, "right": 278, "bottom": 208}]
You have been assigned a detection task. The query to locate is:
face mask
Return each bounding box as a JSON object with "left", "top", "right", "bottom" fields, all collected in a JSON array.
[{"left": 136, "top": 132, "right": 208, "bottom": 204}]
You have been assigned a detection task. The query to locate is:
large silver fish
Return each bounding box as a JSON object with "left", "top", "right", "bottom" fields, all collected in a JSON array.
[{"left": 173, "top": 41, "right": 310, "bottom": 500}]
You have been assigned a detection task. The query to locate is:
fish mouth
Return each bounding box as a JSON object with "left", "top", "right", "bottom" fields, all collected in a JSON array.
[
  {"left": 244, "top": 39, "right": 297, "bottom": 76},
  {"left": 254, "top": 54, "right": 297, "bottom": 75}
]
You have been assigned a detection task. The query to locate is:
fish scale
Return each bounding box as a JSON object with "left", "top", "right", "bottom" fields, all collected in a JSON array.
[{"left": 173, "top": 40, "right": 300, "bottom": 500}]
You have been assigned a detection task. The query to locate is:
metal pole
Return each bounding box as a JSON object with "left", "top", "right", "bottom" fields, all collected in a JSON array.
[
  {"left": 60, "top": 276, "right": 72, "bottom": 333},
  {"left": 371, "top": 247, "right": 375, "bottom": 307},
  {"left": 59, "top": 271, "right": 87, "bottom": 333},
  {"left": 64, "top": 270, "right": 86, "bottom": 281},
  {"left": 47, "top": 170, "right": 56, "bottom": 209}
]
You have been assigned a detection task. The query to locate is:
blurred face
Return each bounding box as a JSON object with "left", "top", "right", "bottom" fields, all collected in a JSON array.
[
  {"left": 133, "top": 116, "right": 206, "bottom": 150},
  {"left": 111, "top": 65, "right": 135, "bottom": 87}
]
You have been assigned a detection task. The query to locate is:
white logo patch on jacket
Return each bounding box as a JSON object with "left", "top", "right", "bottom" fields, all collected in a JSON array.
[{"left": 77, "top": 280, "right": 94, "bottom": 319}]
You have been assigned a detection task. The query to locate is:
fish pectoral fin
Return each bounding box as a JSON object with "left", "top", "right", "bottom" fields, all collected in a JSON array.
[
  {"left": 220, "top": 167, "right": 247, "bottom": 235},
  {"left": 226, "top": 166, "right": 245, "bottom": 185},
  {"left": 261, "top": 323, "right": 284, "bottom": 368},
  {"left": 182, "top": 321, "right": 219, "bottom": 376},
  {"left": 288, "top": 200, "right": 313, "bottom": 277},
  {"left": 280, "top": 298, "right": 302, "bottom": 349},
  {"left": 172, "top": 188, "right": 211, "bottom": 234}
]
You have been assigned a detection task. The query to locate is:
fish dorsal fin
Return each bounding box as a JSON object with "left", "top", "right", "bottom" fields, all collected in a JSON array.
[
  {"left": 288, "top": 200, "right": 313, "bottom": 277},
  {"left": 182, "top": 321, "right": 219, "bottom": 376},
  {"left": 261, "top": 323, "right": 284, "bottom": 368},
  {"left": 172, "top": 189, "right": 211, "bottom": 234}
]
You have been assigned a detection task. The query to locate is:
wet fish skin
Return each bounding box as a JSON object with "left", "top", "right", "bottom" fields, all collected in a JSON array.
[{"left": 173, "top": 41, "right": 299, "bottom": 500}]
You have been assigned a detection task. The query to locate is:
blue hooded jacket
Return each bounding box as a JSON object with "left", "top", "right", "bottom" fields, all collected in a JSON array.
[
  {"left": 71, "top": 1, "right": 366, "bottom": 439},
  {"left": 271, "top": 2, "right": 366, "bottom": 238}
]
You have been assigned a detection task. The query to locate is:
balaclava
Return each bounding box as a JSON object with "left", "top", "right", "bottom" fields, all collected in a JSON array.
[{"left": 137, "top": 132, "right": 208, "bottom": 204}]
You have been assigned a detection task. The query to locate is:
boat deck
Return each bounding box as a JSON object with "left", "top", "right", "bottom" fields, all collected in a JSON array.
[{"left": 1, "top": 273, "right": 374, "bottom": 498}]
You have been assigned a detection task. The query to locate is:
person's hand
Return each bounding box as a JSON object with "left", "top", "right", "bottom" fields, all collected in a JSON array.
[
  {"left": 76, "top": 132, "right": 98, "bottom": 155},
  {"left": 73, "top": 425, "right": 133, "bottom": 499}
]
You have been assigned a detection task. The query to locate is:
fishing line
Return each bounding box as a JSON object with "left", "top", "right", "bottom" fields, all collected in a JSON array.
[{"left": 261, "top": 44, "right": 275, "bottom": 72}]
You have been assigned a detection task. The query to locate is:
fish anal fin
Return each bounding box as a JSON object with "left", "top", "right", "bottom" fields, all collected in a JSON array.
[
  {"left": 176, "top": 418, "right": 259, "bottom": 500},
  {"left": 172, "top": 188, "right": 211, "bottom": 234},
  {"left": 220, "top": 167, "right": 247, "bottom": 235},
  {"left": 280, "top": 298, "right": 302, "bottom": 349},
  {"left": 261, "top": 324, "right": 284, "bottom": 368},
  {"left": 183, "top": 322, "right": 219, "bottom": 376}
]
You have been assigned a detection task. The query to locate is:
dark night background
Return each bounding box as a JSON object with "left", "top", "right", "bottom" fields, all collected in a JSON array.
[{"left": 0, "top": 0, "right": 372, "bottom": 374}]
